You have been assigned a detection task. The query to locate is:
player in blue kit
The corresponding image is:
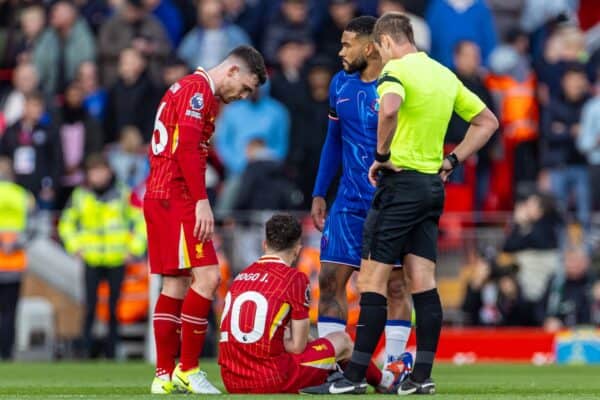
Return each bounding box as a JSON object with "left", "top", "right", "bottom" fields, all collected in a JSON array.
[{"left": 310, "top": 16, "right": 412, "bottom": 384}]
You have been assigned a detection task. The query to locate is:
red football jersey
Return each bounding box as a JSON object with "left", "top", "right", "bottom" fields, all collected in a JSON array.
[
  {"left": 218, "top": 256, "right": 311, "bottom": 392},
  {"left": 145, "top": 68, "right": 218, "bottom": 201}
]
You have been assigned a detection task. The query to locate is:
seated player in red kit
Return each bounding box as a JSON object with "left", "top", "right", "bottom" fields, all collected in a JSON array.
[{"left": 218, "top": 214, "right": 398, "bottom": 394}]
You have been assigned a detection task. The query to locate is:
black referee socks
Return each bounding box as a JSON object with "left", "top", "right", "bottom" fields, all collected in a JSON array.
[
  {"left": 344, "top": 292, "right": 387, "bottom": 383},
  {"left": 412, "top": 288, "right": 443, "bottom": 383}
]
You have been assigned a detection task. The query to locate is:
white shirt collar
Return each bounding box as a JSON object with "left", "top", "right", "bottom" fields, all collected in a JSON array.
[{"left": 195, "top": 67, "right": 215, "bottom": 94}]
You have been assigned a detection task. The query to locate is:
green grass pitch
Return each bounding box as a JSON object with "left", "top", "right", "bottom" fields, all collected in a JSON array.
[{"left": 1, "top": 361, "right": 600, "bottom": 399}]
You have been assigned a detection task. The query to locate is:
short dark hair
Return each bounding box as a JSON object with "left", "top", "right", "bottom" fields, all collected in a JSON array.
[
  {"left": 24, "top": 91, "right": 45, "bottom": 104},
  {"left": 454, "top": 40, "right": 478, "bottom": 56},
  {"left": 227, "top": 45, "right": 267, "bottom": 85},
  {"left": 85, "top": 152, "right": 110, "bottom": 171},
  {"left": 373, "top": 12, "right": 415, "bottom": 45},
  {"left": 265, "top": 214, "right": 302, "bottom": 252},
  {"left": 345, "top": 16, "right": 377, "bottom": 37},
  {"left": 563, "top": 62, "right": 587, "bottom": 77}
]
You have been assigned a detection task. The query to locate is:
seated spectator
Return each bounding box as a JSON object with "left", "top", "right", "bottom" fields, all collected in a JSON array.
[
  {"left": 540, "top": 64, "right": 591, "bottom": 230},
  {"left": 378, "top": 0, "right": 430, "bottom": 52},
  {"left": 234, "top": 137, "right": 302, "bottom": 211},
  {"left": 262, "top": 0, "right": 313, "bottom": 66},
  {"left": 32, "top": 0, "right": 96, "bottom": 97},
  {"left": 143, "top": 0, "right": 184, "bottom": 47},
  {"left": 0, "top": 63, "right": 40, "bottom": 128},
  {"left": 98, "top": 0, "right": 171, "bottom": 86},
  {"left": 78, "top": 0, "right": 113, "bottom": 34},
  {"left": 58, "top": 153, "right": 146, "bottom": 358},
  {"left": 104, "top": 47, "right": 160, "bottom": 144},
  {"left": 542, "top": 247, "right": 597, "bottom": 331},
  {"left": 107, "top": 125, "right": 149, "bottom": 189},
  {"left": 222, "top": 0, "right": 270, "bottom": 45},
  {"left": 316, "top": 0, "right": 358, "bottom": 68},
  {"left": 215, "top": 82, "right": 289, "bottom": 176},
  {"left": 159, "top": 57, "right": 189, "bottom": 93},
  {"left": 177, "top": 0, "right": 250, "bottom": 71},
  {"left": 77, "top": 61, "right": 107, "bottom": 121},
  {"left": 426, "top": 0, "right": 497, "bottom": 68},
  {"left": 55, "top": 81, "right": 103, "bottom": 209},
  {"left": 12, "top": 4, "right": 46, "bottom": 65},
  {"left": 461, "top": 253, "right": 536, "bottom": 326},
  {"left": 486, "top": 0, "right": 525, "bottom": 42},
  {"left": 502, "top": 191, "right": 562, "bottom": 306},
  {"left": 578, "top": 69, "right": 600, "bottom": 210},
  {"left": 0, "top": 92, "right": 62, "bottom": 209}
]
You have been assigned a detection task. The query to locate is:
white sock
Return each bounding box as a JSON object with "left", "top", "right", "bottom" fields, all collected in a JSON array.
[
  {"left": 385, "top": 320, "right": 411, "bottom": 366},
  {"left": 317, "top": 317, "right": 346, "bottom": 337}
]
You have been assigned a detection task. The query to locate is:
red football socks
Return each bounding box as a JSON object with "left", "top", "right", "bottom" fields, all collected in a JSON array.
[
  {"left": 366, "top": 361, "right": 383, "bottom": 387},
  {"left": 179, "top": 288, "right": 211, "bottom": 371},
  {"left": 153, "top": 294, "right": 183, "bottom": 377}
]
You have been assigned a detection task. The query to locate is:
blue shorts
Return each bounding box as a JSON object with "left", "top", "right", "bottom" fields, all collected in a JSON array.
[{"left": 320, "top": 207, "right": 367, "bottom": 268}]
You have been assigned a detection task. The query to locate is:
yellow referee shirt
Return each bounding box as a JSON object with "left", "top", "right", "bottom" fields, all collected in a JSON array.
[{"left": 377, "top": 52, "right": 486, "bottom": 173}]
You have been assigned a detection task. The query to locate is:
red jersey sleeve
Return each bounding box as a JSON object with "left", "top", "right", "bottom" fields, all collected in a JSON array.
[
  {"left": 172, "top": 81, "right": 213, "bottom": 201},
  {"left": 288, "top": 271, "right": 310, "bottom": 320}
]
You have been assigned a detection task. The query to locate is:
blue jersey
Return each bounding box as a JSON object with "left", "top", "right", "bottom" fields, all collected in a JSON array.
[{"left": 313, "top": 71, "right": 378, "bottom": 211}]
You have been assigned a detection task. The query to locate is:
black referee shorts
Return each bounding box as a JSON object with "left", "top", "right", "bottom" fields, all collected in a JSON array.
[{"left": 361, "top": 170, "right": 445, "bottom": 264}]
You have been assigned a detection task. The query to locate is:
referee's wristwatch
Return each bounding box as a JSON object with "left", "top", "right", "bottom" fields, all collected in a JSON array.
[
  {"left": 444, "top": 152, "right": 460, "bottom": 171},
  {"left": 375, "top": 151, "right": 391, "bottom": 162}
]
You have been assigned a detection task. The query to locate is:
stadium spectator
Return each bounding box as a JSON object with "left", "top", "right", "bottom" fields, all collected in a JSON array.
[
  {"left": 542, "top": 247, "right": 597, "bottom": 331},
  {"left": 177, "top": 0, "right": 250, "bottom": 71},
  {"left": 55, "top": 81, "right": 103, "bottom": 209},
  {"left": 592, "top": 281, "right": 600, "bottom": 326},
  {"left": 143, "top": 0, "right": 184, "bottom": 47},
  {"left": 0, "top": 1, "right": 42, "bottom": 71},
  {"left": 0, "top": 92, "right": 62, "bottom": 209},
  {"left": 234, "top": 137, "right": 302, "bottom": 212},
  {"left": 215, "top": 82, "right": 289, "bottom": 177},
  {"left": 33, "top": 0, "right": 96, "bottom": 97},
  {"left": 287, "top": 59, "right": 331, "bottom": 209},
  {"left": 540, "top": 64, "right": 591, "bottom": 230},
  {"left": 262, "top": 0, "right": 314, "bottom": 66},
  {"left": 107, "top": 125, "right": 149, "bottom": 189},
  {"left": 502, "top": 191, "right": 562, "bottom": 307},
  {"left": 315, "top": 0, "right": 358, "bottom": 68},
  {"left": 104, "top": 47, "right": 160, "bottom": 144},
  {"left": 426, "top": 0, "right": 497, "bottom": 68},
  {"left": 578, "top": 71, "right": 600, "bottom": 210},
  {"left": 159, "top": 57, "right": 189, "bottom": 93},
  {"left": 11, "top": 4, "right": 46, "bottom": 65},
  {"left": 98, "top": 0, "right": 171, "bottom": 86},
  {"left": 446, "top": 41, "right": 495, "bottom": 207},
  {"left": 78, "top": 0, "right": 113, "bottom": 34},
  {"left": 222, "top": 0, "right": 270, "bottom": 45},
  {"left": 0, "top": 157, "right": 33, "bottom": 360},
  {"left": 378, "top": 0, "right": 430, "bottom": 52},
  {"left": 486, "top": 0, "right": 525, "bottom": 42},
  {"left": 461, "top": 253, "right": 536, "bottom": 326},
  {"left": 77, "top": 61, "right": 107, "bottom": 121},
  {"left": 0, "top": 63, "right": 40, "bottom": 128},
  {"left": 58, "top": 153, "right": 146, "bottom": 359}
]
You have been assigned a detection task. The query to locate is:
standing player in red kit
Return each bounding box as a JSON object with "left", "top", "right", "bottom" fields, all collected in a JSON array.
[
  {"left": 219, "top": 214, "right": 398, "bottom": 394},
  {"left": 145, "top": 45, "right": 266, "bottom": 394}
]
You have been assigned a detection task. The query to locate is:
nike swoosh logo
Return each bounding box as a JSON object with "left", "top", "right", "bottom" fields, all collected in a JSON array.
[
  {"left": 329, "top": 384, "right": 359, "bottom": 394},
  {"left": 336, "top": 98, "right": 351, "bottom": 104}
]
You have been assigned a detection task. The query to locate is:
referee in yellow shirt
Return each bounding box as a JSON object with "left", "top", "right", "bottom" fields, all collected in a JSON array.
[{"left": 301, "top": 12, "right": 498, "bottom": 396}]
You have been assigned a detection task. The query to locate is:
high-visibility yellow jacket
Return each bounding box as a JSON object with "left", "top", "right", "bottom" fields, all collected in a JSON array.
[
  {"left": 0, "top": 181, "right": 30, "bottom": 273},
  {"left": 58, "top": 182, "right": 146, "bottom": 267}
]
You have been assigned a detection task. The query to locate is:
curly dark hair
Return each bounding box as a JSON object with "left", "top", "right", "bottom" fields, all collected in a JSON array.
[
  {"left": 227, "top": 45, "right": 267, "bottom": 85},
  {"left": 265, "top": 214, "right": 302, "bottom": 252}
]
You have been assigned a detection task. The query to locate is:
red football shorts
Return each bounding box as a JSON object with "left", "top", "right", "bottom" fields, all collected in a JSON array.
[
  {"left": 144, "top": 198, "right": 218, "bottom": 276},
  {"left": 224, "top": 338, "right": 337, "bottom": 394}
]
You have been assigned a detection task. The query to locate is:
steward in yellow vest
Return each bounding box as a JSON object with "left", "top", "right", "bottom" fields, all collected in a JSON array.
[{"left": 58, "top": 153, "right": 146, "bottom": 358}]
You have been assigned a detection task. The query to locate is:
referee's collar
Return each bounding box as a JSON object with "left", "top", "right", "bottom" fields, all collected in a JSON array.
[{"left": 195, "top": 67, "right": 215, "bottom": 94}]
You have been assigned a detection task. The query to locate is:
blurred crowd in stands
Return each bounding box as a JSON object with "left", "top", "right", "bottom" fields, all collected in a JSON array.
[{"left": 1, "top": 0, "right": 600, "bottom": 358}]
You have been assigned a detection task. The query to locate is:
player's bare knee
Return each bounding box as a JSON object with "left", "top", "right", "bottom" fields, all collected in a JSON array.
[
  {"left": 318, "top": 266, "right": 338, "bottom": 296},
  {"left": 161, "top": 276, "right": 190, "bottom": 299},
  {"left": 327, "top": 331, "right": 352, "bottom": 360},
  {"left": 190, "top": 265, "right": 221, "bottom": 297},
  {"left": 387, "top": 275, "right": 407, "bottom": 301}
]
